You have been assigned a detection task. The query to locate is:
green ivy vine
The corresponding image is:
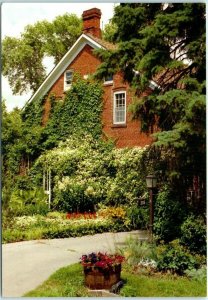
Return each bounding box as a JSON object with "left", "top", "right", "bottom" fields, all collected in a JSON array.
[{"left": 41, "top": 77, "right": 103, "bottom": 150}]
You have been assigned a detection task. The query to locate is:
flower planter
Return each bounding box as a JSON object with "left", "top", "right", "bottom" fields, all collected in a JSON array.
[{"left": 84, "top": 264, "right": 121, "bottom": 290}]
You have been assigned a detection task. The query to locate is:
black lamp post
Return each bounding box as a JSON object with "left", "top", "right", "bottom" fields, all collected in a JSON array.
[{"left": 146, "top": 174, "right": 157, "bottom": 240}]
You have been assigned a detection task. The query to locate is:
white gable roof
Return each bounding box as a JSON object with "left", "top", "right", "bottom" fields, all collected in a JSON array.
[{"left": 24, "top": 34, "right": 104, "bottom": 107}]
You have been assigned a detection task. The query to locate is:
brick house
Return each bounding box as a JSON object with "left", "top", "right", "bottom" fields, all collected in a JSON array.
[{"left": 28, "top": 8, "right": 157, "bottom": 148}]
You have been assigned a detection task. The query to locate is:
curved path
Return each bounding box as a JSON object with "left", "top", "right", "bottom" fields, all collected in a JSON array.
[{"left": 2, "top": 230, "right": 148, "bottom": 297}]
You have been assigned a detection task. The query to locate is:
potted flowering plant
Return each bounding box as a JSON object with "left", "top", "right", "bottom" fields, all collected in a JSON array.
[{"left": 80, "top": 252, "right": 124, "bottom": 290}]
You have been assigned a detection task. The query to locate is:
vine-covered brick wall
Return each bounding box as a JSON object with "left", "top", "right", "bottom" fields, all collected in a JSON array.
[{"left": 41, "top": 43, "right": 152, "bottom": 148}]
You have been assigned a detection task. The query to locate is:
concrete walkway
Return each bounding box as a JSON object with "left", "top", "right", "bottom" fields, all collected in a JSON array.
[{"left": 2, "top": 230, "right": 147, "bottom": 297}]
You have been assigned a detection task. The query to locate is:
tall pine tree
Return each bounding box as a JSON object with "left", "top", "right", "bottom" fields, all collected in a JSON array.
[{"left": 96, "top": 3, "right": 206, "bottom": 210}]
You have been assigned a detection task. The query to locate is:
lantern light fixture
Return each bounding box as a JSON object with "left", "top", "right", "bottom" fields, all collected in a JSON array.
[{"left": 146, "top": 174, "right": 157, "bottom": 189}]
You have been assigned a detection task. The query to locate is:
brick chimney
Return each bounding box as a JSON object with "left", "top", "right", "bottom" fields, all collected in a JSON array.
[{"left": 82, "top": 8, "right": 102, "bottom": 39}]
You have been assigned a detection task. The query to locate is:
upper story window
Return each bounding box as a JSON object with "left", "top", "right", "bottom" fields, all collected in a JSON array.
[
  {"left": 104, "top": 74, "right": 113, "bottom": 85},
  {"left": 64, "top": 70, "right": 73, "bottom": 91},
  {"left": 113, "top": 91, "right": 126, "bottom": 125}
]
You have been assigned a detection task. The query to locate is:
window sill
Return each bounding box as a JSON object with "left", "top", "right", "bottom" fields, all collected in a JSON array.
[
  {"left": 64, "top": 84, "right": 72, "bottom": 92},
  {"left": 111, "top": 124, "right": 127, "bottom": 128},
  {"left": 63, "top": 88, "right": 72, "bottom": 93},
  {"left": 103, "top": 81, "right": 113, "bottom": 86}
]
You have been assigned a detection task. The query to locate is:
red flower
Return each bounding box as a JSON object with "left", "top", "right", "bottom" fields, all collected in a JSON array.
[
  {"left": 80, "top": 252, "right": 124, "bottom": 270},
  {"left": 95, "top": 261, "right": 107, "bottom": 268}
]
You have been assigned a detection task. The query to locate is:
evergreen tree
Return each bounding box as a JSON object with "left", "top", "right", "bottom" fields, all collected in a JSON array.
[{"left": 96, "top": 3, "right": 206, "bottom": 206}]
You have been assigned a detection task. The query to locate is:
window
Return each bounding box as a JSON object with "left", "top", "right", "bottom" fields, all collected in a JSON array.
[
  {"left": 113, "top": 91, "right": 126, "bottom": 124},
  {"left": 64, "top": 70, "right": 73, "bottom": 91},
  {"left": 104, "top": 74, "right": 113, "bottom": 84}
]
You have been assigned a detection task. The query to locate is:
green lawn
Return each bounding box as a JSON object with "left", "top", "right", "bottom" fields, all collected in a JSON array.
[
  {"left": 24, "top": 263, "right": 207, "bottom": 297},
  {"left": 121, "top": 270, "right": 207, "bottom": 297},
  {"left": 24, "top": 264, "right": 88, "bottom": 297}
]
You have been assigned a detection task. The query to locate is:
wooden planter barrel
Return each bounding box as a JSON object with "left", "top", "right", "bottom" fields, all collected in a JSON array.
[{"left": 84, "top": 264, "right": 121, "bottom": 290}]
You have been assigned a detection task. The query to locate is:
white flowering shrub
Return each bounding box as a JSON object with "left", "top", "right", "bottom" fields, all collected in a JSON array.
[
  {"left": 35, "top": 134, "right": 148, "bottom": 212},
  {"left": 138, "top": 259, "right": 157, "bottom": 269},
  {"left": 14, "top": 214, "right": 110, "bottom": 229},
  {"left": 15, "top": 215, "right": 41, "bottom": 228}
]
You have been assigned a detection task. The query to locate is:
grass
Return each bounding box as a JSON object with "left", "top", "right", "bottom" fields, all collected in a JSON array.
[
  {"left": 24, "top": 263, "right": 207, "bottom": 297},
  {"left": 24, "top": 264, "right": 88, "bottom": 297},
  {"left": 121, "top": 268, "right": 207, "bottom": 297}
]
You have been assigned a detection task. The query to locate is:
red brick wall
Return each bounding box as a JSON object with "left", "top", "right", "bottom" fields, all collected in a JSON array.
[
  {"left": 43, "top": 44, "right": 152, "bottom": 148},
  {"left": 102, "top": 72, "right": 153, "bottom": 148}
]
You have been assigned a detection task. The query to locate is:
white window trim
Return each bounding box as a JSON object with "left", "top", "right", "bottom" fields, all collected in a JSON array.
[
  {"left": 64, "top": 70, "right": 73, "bottom": 91},
  {"left": 113, "top": 91, "right": 126, "bottom": 125},
  {"left": 104, "top": 80, "right": 113, "bottom": 85},
  {"left": 104, "top": 75, "right": 113, "bottom": 85},
  {"left": 149, "top": 80, "right": 160, "bottom": 90},
  {"left": 104, "top": 79, "right": 113, "bottom": 85}
]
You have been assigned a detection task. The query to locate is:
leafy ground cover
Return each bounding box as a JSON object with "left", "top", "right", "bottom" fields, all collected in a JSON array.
[{"left": 24, "top": 263, "right": 207, "bottom": 297}]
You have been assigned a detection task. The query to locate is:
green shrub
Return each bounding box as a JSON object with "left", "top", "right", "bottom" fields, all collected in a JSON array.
[
  {"left": 180, "top": 215, "right": 206, "bottom": 255},
  {"left": 109, "top": 220, "right": 130, "bottom": 232},
  {"left": 46, "top": 211, "right": 66, "bottom": 219},
  {"left": 41, "top": 220, "right": 115, "bottom": 239},
  {"left": 126, "top": 205, "right": 148, "bottom": 229},
  {"left": 9, "top": 188, "right": 49, "bottom": 216},
  {"left": 118, "top": 237, "right": 157, "bottom": 267},
  {"left": 157, "top": 240, "right": 199, "bottom": 275},
  {"left": 2, "top": 210, "right": 15, "bottom": 230},
  {"left": 154, "top": 186, "right": 187, "bottom": 242},
  {"left": 54, "top": 183, "right": 96, "bottom": 213},
  {"left": 2, "top": 177, "right": 14, "bottom": 211},
  {"left": 185, "top": 266, "right": 207, "bottom": 281},
  {"left": 3, "top": 228, "right": 25, "bottom": 243},
  {"left": 24, "top": 228, "right": 44, "bottom": 240},
  {"left": 15, "top": 175, "right": 34, "bottom": 190}
]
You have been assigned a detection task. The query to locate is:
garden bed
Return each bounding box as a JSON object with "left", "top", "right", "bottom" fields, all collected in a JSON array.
[{"left": 2, "top": 211, "right": 130, "bottom": 243}]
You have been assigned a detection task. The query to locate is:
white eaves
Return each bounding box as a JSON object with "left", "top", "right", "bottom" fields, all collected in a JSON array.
[{"left": 23, "top": 33, "right": 104, "bottom": 109}]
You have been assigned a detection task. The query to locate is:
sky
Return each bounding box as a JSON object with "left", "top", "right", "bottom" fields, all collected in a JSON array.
[{"left": 2, "top": 2, "right": 115, "bottom": 111}]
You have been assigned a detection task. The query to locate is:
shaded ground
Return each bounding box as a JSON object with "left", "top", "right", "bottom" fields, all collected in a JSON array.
[{"left": 2, "top": 230, "right": 147, "bottom": 297}]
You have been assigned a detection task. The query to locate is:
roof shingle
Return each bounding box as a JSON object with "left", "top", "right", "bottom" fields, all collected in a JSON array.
[{"left": 86, "top": 33, "right": 117, "bottom": 50}]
